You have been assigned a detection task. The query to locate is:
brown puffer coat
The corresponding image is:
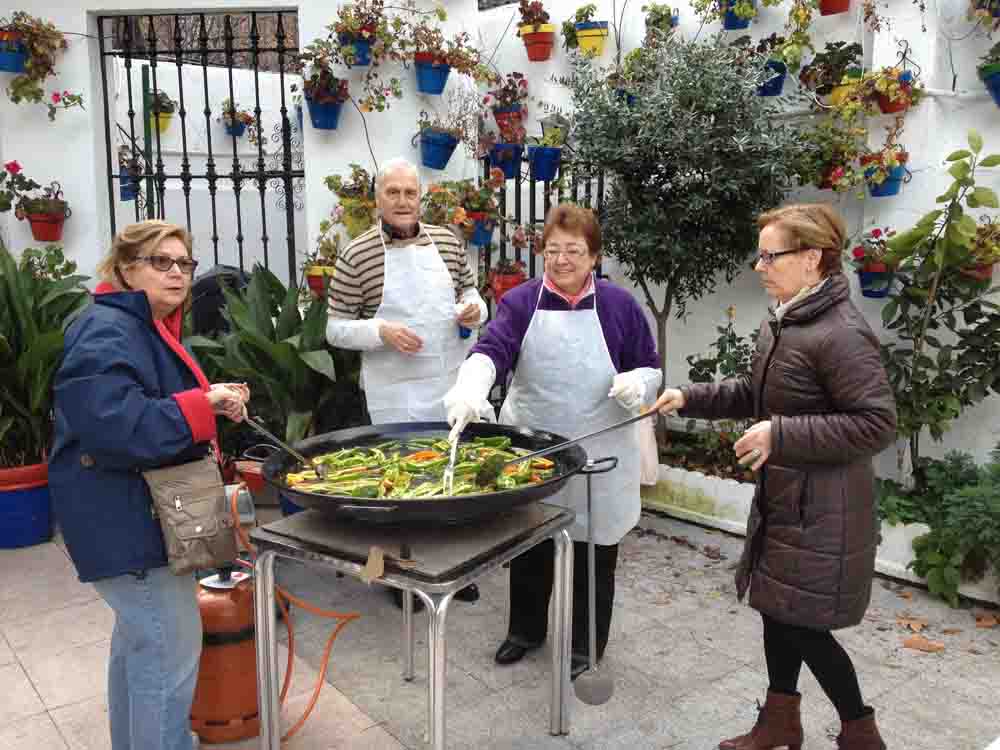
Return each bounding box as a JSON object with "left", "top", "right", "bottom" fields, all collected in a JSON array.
[{"left": 680, "top": 273, "right": 896, "bottom": 630}]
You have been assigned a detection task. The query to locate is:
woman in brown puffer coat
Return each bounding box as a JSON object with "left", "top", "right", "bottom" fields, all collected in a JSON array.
[{"left": 653, "top": 203, "right": 897, "bottom": 750}]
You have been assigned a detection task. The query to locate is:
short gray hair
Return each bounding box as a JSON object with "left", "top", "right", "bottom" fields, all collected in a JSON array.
[{"left": 375, "top": 158, "right": 420, "bottom": 193}]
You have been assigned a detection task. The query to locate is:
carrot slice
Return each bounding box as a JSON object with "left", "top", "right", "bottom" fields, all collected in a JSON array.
[{"left": 408, "top": 450, "right": 442, "bottom": 461}]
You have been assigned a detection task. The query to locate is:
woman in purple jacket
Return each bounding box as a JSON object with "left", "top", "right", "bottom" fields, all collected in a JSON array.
[{"left": 444, "top": 204, "right": 661, "bottom": 678}]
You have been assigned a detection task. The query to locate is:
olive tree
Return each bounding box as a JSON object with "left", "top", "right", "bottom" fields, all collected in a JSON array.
[{"left": 568, "top": 35, "right": 811, "bottom": 381}]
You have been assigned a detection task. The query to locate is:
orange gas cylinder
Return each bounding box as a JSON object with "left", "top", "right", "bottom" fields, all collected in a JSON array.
[{"left": 190, "top": 569, "right": 260, "bottom": 744}]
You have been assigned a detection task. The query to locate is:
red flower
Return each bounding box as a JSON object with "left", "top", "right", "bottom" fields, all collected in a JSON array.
[
  {"left": 852, "top": 247, "right": 866, "bottom": 259},
  {"left": 4, "top": 160, "right": 21, "bottom": 174},
  {"left": 51, "top": 92, "right": 62, "bottom": 103},
  {"left": 830, "top": 166, "right": 845, "bottom": 182},
  {"left": 870, "top": 228, "right": 882, "bottom": 238}
]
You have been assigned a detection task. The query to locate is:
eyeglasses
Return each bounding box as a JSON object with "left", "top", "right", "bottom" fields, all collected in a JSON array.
[
  {"left": 543, "top": 247, "right": 589, "bottom": 260},
  {"left": 755, "top": 247, "right": 813, "bottom": 266},
  {"left": 136, "top": 254, "right": 199, "bottom": 275}
]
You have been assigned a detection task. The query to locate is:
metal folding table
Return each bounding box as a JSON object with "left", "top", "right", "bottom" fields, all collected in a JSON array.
[{"left": 250, "top": 502, "right": 575, "bottom": 750}]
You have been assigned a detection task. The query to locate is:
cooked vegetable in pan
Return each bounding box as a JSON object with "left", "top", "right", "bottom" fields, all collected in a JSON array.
[{"left": 283, "top": 435, "right": 556, "bottom": 498}]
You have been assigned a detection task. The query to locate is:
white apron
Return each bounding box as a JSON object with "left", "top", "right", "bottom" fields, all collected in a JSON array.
[
  {"left": 362, "top": 227, "right": 464, "bottom": 423},
  {"left": 499, "top": 280, "right": 641, "bottom": 544}
]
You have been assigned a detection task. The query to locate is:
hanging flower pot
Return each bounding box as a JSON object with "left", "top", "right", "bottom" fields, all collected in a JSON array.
[
  {"left": 414, "top": 52, "right": 452, "bottom": 95},
  {"left": 857, "top": 264, "right": 893, "bottom": 298},
  {"left": 0, "top": 30, "right": 26, "bottom": 73},
  {"left": 827, "top": 69, "right": 862, "bottom": 106},
  {"left": 489, "top": 143, "right": 524, "bottom": 180},
  {"left": 0, "top": 462, "right": 52, "bottom": 549},
  {"left": 467, "top": 211, "right": 496, "bottom": 247},
  {"left": 304, "top": 263, "right": 335, "bottom": 298},
  {"left": 519, "top": 23, "right": 556, "bottom": 62},
  {"left": 492, "top": 105, "right": 524, "bottom": 131},
  {"left": 960, "top": 262, "right": 996, "bottom": 282},
  {"left": 25, "top": 212, "right": 66, "bottom": 242},
  {"left": 306, "top": 97, "right": 345, "bottom": 130},
  {"left": 20, "top": 195, "right": 71, "bottom": 242},
  {"left": 490, "top": 270, "right": 528, "bottom": 303},
  {"left": 575, "top": 22, "right": 609, "bottom": 56},
  {"left": 528, "top": 145, "right": 561, "bottom": 182},
  {"left": 720, "top": 0, "right": 754, "bottom": 30},
  {"left": 339, "top": 34, "right": 372, "bottom": 66},
  {"left": 149, "top": 111, "right": 173, "bottom": 133},
  {"left": 225, "top": 121, "right": 247, "bottom": 138},
  {"left": 863, "top": 152, "right": 908, "bottom": 198},
  {"left": 757, "top": 59, "right": 787, "bottom": 97},
  {"left": 876, "top": 93, "right": 909, "bottom": 114},
  {"left": 119, "top": 167, "right": 139, "bottom": 202},
  {"left": 418, "top": 128, "right": 459, "bottom": 170},
  {"left": 819, "top": 0, "right": 850, "bottom": 15},
  {"left": 978, "top": 64, "right": 1000, "bottom": 109}
]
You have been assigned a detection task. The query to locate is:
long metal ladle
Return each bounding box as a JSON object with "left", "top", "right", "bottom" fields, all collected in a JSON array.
[{"left": 242, "top": 416, "right": 329, "bottom": 479}]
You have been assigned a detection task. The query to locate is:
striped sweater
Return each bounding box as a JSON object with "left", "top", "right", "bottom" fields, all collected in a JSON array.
[{"left": 328, "top": 223, "right": 477, "bottom": 321}]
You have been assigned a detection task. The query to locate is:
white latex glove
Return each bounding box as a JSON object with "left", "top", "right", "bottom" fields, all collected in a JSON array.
[
  {"left": 609, "top": 368, "right": 662, "bottom": 413},
  {"left": 457, "top": 286, "right": 487, "bottom": 329},
  {"left": 443, "top": 353, "right": 497, "bottom": 443}
]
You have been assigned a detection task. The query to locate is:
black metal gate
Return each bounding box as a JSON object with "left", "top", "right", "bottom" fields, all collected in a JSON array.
[{"left": 96, "top": 11, "right": 304, "bottom": 280}]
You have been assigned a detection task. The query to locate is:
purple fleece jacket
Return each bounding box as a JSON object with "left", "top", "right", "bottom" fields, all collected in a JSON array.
[{"left": 470, "top": 277, "right": 659, "bottom": 381}]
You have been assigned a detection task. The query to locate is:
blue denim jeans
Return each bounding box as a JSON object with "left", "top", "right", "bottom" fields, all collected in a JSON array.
[{"left": 93, "top": 567, "right": 202, "bottom": 750}]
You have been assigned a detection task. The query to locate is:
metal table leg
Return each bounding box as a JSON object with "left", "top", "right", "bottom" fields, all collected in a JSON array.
[
  {"left": 550, "top": 529, "right": 573, "bottom": 736},
  {"left": 418, "top": 590, "right": 454, "bottom": 750},
  {"left": 253, "top": 550, "right": 280, "bottom": 750},
  {"left": 402, "top": 589, "right": 415, "bottom": 681}
]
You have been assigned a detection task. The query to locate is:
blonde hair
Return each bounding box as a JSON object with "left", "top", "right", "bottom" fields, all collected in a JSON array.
[
  {"left": 97, "top": 220, "right": 194, "bottom": 288},
  {"left": 757, "top": 203, "right": 846, "bottom": 277}
]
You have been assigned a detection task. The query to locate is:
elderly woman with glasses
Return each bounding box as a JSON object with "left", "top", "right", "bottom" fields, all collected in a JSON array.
[
  {"left": 445, "top": 203, "right": 661, "bottom": 678},
  {"left": 50, "top": 220, "right": 249, "bottom": 750},
  {"left": 653, "top": 204, "right": 896, "bottom": 750}
]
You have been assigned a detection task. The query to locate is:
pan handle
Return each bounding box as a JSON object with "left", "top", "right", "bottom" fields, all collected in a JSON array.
[
  {"left": 580, "top": 456, "right": 618, "bottom": 475},
  {"left": 242, "top": 443, "right": 279, "bottom": 462}
]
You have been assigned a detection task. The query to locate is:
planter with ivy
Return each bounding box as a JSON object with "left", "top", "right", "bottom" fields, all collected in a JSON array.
[
  {"left": 0, "top": 27, "right": 26, "bottom": 72},
  {"left": 977, "top": 43, "right": 1000, "bottom": 108}
]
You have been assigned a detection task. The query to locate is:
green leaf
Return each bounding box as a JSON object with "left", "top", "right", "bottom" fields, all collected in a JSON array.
[
  {"left": 184, "top": 335, "right": 225, "bottom": 350},
  {"left": 948, "top": 161, "right": 971, "bottom": 181},
  {"left": 299, "top": 349, "right": 337, "bottom": 382},
  {"left": 979, "top": 154, "right": 1000, "bottom": 167},
  {"left": 971, "top": 187, "right": 999, "bottom": 208},
  {"left": 881, "top": 298, "right": 898, "bottom": 328},
  {"left": 968, "top": 130, "right": 983, "bottom": 154},
  {"left": 945, "top": 149, "right": 971, "bottom": 161}
]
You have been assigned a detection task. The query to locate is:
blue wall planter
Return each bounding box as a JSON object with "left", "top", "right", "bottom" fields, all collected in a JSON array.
[
  {"left": 0, "top": 47, "right": 26, "bottom": 73},
  {"left": 306, "top": 98, "right": 344, "bottom": 130},
  {"left": 757, "top": 60, "right": 787, "bottom": 96},
  {"left": 120, "top": 168, "right": 139, "bottom": 201},
  {"left": 614, "top": 88, "right": 636, "bottom": 107},
  {"left": 225, "top": 121, "right": 246, "bottom": 137},
  {"left": 470, "top": 217, "right": 496, "bottom": 246},
  {"left": 866, "top": 165, "right": 907, "bottom": 197},
  {"left": 858, "top": 270, "right": 893, "bottom": 298},
  {"left": 528, "top": 146, "right": 561, "bottom": 182},
  {"left": 339, "top": 35, "right": 372, "bottom": 66},
  {"left": 982, "top": 70, "right": 1000, "bottom": 108},
  {"left": 721, "top": 0, "right": 753, "bottom": 29},
  {"left": 296, "top": 104, "right": 303, "bottom": 131},
  {"left": 490, "top": 144, "right": 524, "bottom": 180},
  {"left": 0, "top": 480, "right": 52, "bottom": 549},
  {"left": 419, "top": 129, "right": 459, "bottom": 170},
  {"left": 415, "top": 61, "right": 451, "bottom": 95}
]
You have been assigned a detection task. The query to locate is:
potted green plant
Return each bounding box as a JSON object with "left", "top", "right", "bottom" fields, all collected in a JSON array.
[
  {"left": 421, "top": 179, "right": 472, "bottom": 242},
  {"left": 298, "top": 55, "right": 351, "bottom": 130},
  {"left": 0, "top": 12, "right": 84, "bottom": 121},
  {"left": 117, "top": 145, "right": 141, "bottom": 202},
  {"left": 848, "top": 226, "right": 897, "bottom": 297},
  {"left": 562, "top": 4, "right": 609, "bottom": 57},
  {"left": 462, "top": 168, "right": 505, "bottom": 246},
  {"left": 406, "top": 21, "right": 494, "bottom": 95},
  {"left": 642, "top": 3, "right": 679, "bottom": 38},
  {"left": 963, "top": 217, "right": 1000, "bottom": 281},
  {"left": 323, "top": 163, "right": 377, "bottom": 239},
  {"left": 483, "top": 111, "right": 527, "bottom": 181},
  {"left": 303, "top": 228, "right": 340, "bottom": 299},
  {"left": 217, "top": 98, "right": 258, "bottom": 142},
  {"left": 732, "top": 33, "right": 791, "bottom": 96},
  {"left": 487, "top": 256, "right": 529, "bottom": 303},
  {"left": 332, "top": 0, "right": 386, "bottom": 66},
  {"left": 978, "top": 42, "right": 1000, "bottom": 108},
  {"left": 527, "top": 125, "right": 565, "bottom": 181},
  {"left": 860, "top": 142, "right": 909, "bottom": 198},
  {"left": 517, "top": 0, "right": 556, "bottom": 62},
  {"left": 856, "top": 66, "right": 925, "bottom": 114},
  {"left": 795, "top": 118, "right": 866, "bottom": 192},
  {"left": 148, "top": 90, "right": 177, "bottom": 133},
  {"left": 798, "top": 41, "right": 863, "bottom": 99},
  {"left": 692, "top": 0, "right": 781, "bottom": 30},
  {"left": 415, "top": 85, "right": 485, "bottom": 170},
  {"left": 0, "top": 241, "right": 90, "bottom": 548},
  {"left": 484, "top": 71, "right": 530, "bottom": 132},
  {"left": 0, "top": 162, "right": 71, "bottom": 242}
]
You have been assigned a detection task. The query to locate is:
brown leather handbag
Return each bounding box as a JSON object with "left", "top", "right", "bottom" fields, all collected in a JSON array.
[{"left": 143, "top": 455, "right": 239, "bottom": 575}]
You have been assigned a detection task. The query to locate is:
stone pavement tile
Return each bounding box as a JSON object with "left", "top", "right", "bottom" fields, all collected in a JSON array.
[
  {"left": 18, "top": 639, "right": 108, "bottom": 710},
  {"left": 327, "top": 723, "right": 407, "bottom": 750},
  {"left": 0, "top": 543, "right": 98, "bottom": 626},
  {"left": 49, "top": 695, "right": 110, "bottom": 750},
  {"left": 1, "top": 599, "right": 114, "bottom": 657},
  {"left": 270, "top": 688, "right": 379, "bottom": 745},
  {"left": 0, "top": 632, "right": 13, "bottom": 666},
  {"left": 0, "top": 662, "right": 45, "bottom": 725},
  {"left": 612, "top": 622, "right": 746, "bottom": 690},
  {"left": 872, "top": 675, "right": 995, "bottom": 750},
  {"left": 0, "top": 713, "right": 68, "bottom": 750}
]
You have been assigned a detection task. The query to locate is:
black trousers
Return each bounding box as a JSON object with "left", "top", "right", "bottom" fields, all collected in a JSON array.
[
  {"left": 761, "top": 612, "right": 867, "bottom": 721},
  {"left": 506, "top": 538, "right": 619, "bottom": 659}
]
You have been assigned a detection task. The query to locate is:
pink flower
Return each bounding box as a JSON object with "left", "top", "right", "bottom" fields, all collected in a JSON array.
[
  {"left": 51, "top": 92, "right": 62, "bottom": 103},
  {"left": 870, "top": 228, "right": 882, "bottom": 238},
  {"left": 4, "top": 160, "right": 21, "bottom": 174},
  {"left": 852, "top": 247, "right": 866, "bottom": 259},
  {"left": 830, "top": 166, "right": 845, "bottom": 182}
]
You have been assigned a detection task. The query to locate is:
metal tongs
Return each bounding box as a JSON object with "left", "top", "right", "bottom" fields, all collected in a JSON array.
[
  {"left": 242, "top": 414, "right": 330, "bottom": 479},
  {"left": 442, "top": 436, "right": 460, "bottom": 495}
]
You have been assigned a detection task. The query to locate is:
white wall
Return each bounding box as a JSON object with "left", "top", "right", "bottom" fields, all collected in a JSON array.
[{"left": 2, "top": 0, "right": 997, "bottom": 468}]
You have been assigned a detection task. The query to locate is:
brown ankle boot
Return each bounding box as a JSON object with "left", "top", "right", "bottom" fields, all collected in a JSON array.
[
  {"left": 837, "top": 708, "right": 886, "bottom": 749},
  {"left": 718, "top": 690, "right": 803, "bottom": 750}
]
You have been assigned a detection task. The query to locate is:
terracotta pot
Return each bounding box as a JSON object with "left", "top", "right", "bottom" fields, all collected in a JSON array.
[
  {"left": 960, "top": 262, "right": 995, "bottom": 281},
  {"left": 305, "top": 264, "right": 335, "bottom": 297},
  {"left": 819, "top": 0, "right": 850, "bottom": 14},
  {"left": 519, "top": 23, "right": 556, "bottom": 61},
  {"left": 26, "top": 213, "right": 66, "bottom": 242},
  {"left": 876, "top": 93, "right": 909, "bottom": 114},
  {"left": 861, "top": 262, "right": 889, "bottom": 273},
  {"left": 490, "top": 271, "right": 527, "bottom": 303}
]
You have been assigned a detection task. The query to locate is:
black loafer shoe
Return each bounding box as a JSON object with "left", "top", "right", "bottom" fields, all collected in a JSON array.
[
  {"left": 570, "top": 654, "right": 590, "bottom": 681},
  {"left": 454, "top": 584, "right": 479, "bottom": 603},
  {"left": 390, "top": 587, "right": 425, "bottom": 613},
  {"left": 494, "top": 639, "right": 539, "bottom": 665}
]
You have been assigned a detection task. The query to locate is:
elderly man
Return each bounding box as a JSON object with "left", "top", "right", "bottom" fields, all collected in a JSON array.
[{"left": 326, "top": 157, "right": 487, "bottom": 607}]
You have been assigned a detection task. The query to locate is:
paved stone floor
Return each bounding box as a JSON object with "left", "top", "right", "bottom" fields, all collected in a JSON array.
[{"left": 2, "top": 509, "right": 998, "bottom": 749}]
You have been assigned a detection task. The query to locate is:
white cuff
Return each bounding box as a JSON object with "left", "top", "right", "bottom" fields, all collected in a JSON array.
[
  {"left": 326, "top": 316, "right": 385, "bottom": 351},
  {"left": 458, "top": 287, "right": 488, "bottom": 328},
  {"left": 633, "top": 367, "right": 663, "bottom": 406}
]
